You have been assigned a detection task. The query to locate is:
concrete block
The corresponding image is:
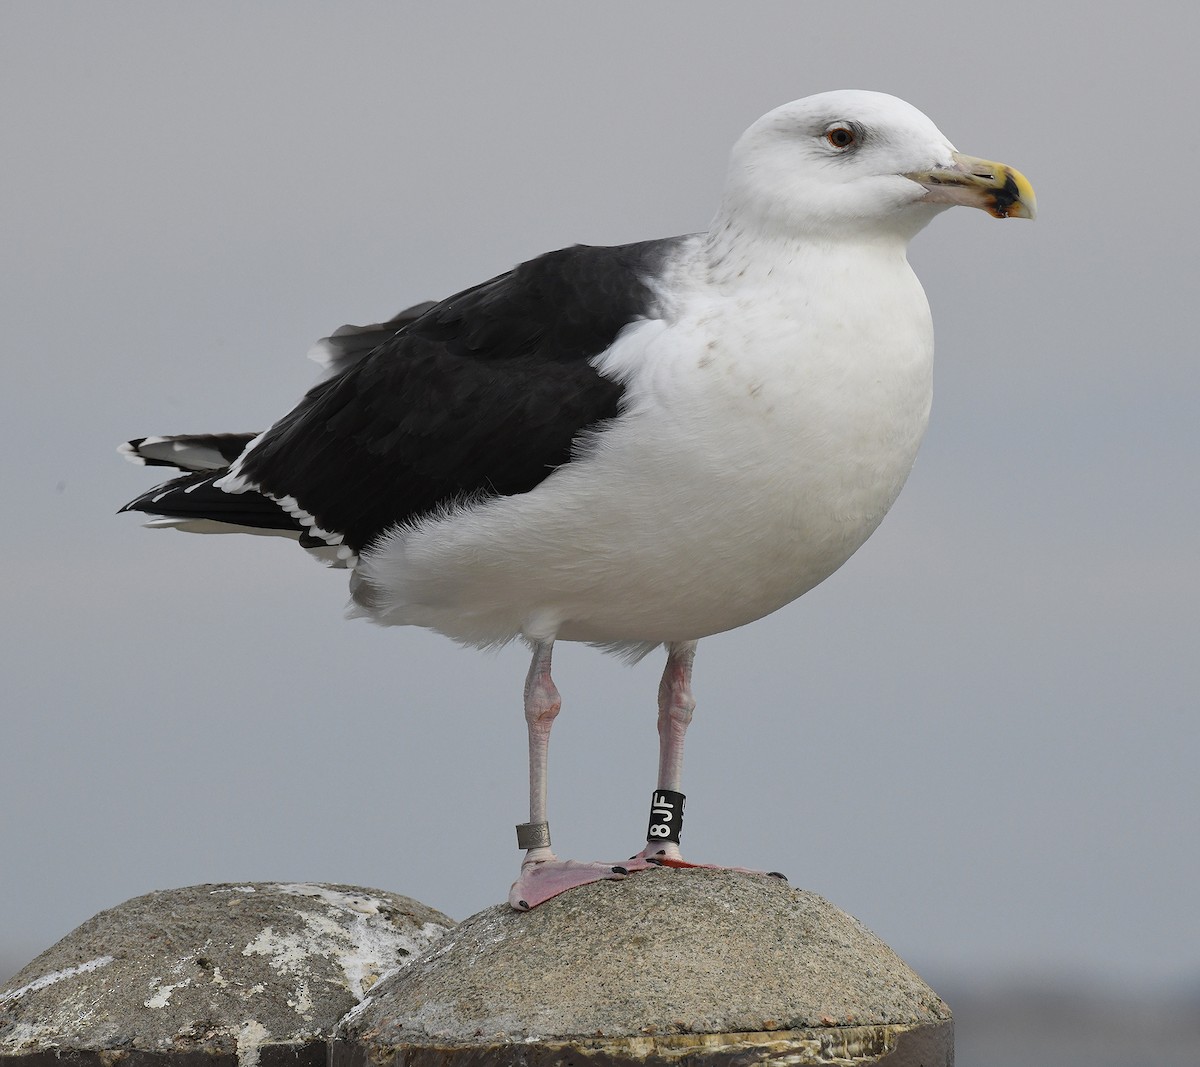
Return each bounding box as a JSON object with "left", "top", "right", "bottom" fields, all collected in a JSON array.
[
  {"left": 0, "top": 882, "right": 453, "bottom": 1067},
  {"left": 336, "top": 868, "right": 952, "bottom": 1065}
]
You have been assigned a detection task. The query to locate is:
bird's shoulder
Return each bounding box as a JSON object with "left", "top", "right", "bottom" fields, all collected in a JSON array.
[{"left": 402, "top": 236, "right": 683, "bottom": 363}]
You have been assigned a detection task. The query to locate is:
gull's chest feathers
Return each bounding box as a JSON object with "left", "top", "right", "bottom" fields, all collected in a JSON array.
[{"left": 597, "top": 250, "right": 934, "bottom": 542}]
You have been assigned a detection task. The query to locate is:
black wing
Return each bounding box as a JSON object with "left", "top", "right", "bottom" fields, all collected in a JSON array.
[
  {"left": 307, "top": 300, "right": 440, "bottom": 382},
  {"left": 123, "top": 237, "right": 679, "bottom": 554}
]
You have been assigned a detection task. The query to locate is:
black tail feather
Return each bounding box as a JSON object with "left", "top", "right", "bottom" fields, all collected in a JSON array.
[{"left": 119, "top": 470, "right": 302, "bottom": 533}]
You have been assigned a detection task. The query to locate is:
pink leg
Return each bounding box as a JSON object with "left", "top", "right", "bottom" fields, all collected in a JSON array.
[
  {"left": 508, "top": 639, "right": 626, "bottom": 910},
  {"left": 627, "top": 643, "right": 786, "bottom": 881},
  {"left": 629, "top": 642, "right": 696, "bottom": 865},
  {"left": 523, "top": 639, "right": 558, "bottom": 862},
  {"left": 656, "top": 640, "right": 697, "bottom": 795}
]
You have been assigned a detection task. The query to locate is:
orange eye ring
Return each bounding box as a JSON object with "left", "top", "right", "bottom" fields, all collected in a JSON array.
[{"left": 825, "top": 125, "right": 856, "bottom": 150}]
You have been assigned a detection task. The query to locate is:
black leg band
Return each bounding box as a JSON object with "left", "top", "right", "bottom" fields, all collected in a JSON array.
[{"left": 646, "top": 789, "right": 685, "bottom": 844}]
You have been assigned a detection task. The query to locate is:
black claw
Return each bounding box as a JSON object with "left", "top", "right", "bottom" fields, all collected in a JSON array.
[
  {"left": 656, "top": 850, "right": 666, "bottom": 856},
  {"left": 768, "top": 871, "right": 788, "bottom": 880},
  {"left": 518, "top": 900, "right": 530, "bottom": 909},
  {"left": 611, "top": 866, "right": 628, "bottom": 875},
  {"left": 646, "top": 857, "right": 664, "bottom": 866}
]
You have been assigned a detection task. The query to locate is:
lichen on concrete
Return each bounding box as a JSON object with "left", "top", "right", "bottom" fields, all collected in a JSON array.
[{"left": 0, "top": 882, "right": 453, "bottom": 1063}]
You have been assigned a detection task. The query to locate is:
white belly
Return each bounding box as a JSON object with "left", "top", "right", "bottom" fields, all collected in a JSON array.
[{"left": 354, "top": 252, "right": 934, "bottom": 652}]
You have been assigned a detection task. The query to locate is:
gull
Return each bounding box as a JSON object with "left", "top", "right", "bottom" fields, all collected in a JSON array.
[{"left": 120, "top": 90, "right": 1035, "bottom": 910}]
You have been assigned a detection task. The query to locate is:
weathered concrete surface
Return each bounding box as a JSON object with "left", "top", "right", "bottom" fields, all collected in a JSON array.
[
  {"left": 337, "top": 868, "right": 952, "bottom": 1065},
  {"left": 0, "top": 882, "right": 452, "bottom": 1065}
]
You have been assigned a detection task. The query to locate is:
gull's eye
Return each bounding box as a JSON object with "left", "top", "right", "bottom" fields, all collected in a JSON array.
[{"left": 824, "top": 124, "right": 857, "bottom": 150}]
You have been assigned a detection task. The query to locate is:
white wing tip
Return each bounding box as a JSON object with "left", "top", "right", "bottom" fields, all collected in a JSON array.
[
  {"left": 307, "top": 338, "right": 336, "bottom": 369},
  {"left": 117, "top": 440, "right": 148, "bottom": 465}
]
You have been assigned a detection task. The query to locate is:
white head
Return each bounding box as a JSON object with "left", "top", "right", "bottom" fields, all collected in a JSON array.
[{"left": 716, "top": 89, "right": 1035, "bottom": 244}]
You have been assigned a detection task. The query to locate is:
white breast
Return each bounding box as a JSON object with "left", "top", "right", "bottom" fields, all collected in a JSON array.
[{"left": 354, "top": 242, "right": 934, "bottom": 652}]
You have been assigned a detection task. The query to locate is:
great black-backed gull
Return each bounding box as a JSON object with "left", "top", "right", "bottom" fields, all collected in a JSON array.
[{"left": 120, "top": 90, "right": 1035, "bottom": 910}]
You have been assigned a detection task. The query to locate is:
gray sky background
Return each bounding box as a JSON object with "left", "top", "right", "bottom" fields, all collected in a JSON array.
[{"left": 3, "top": 2, "right": 1197, "bottom": 993}]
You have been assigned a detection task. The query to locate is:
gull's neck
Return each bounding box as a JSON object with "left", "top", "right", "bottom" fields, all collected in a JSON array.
[{"left": 699, "top": 208, "right": 913, "bottom": 292}]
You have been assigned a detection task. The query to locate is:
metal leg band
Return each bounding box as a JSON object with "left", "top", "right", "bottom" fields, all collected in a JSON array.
[{"left": 516, "top": 821, "right": 551, "bottom": 850}]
